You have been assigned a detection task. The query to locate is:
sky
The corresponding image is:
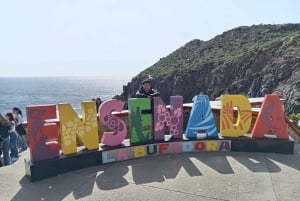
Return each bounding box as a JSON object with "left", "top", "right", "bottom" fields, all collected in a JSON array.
[{"left": 0, "top": 0, "right": 299, "bottom": 77}]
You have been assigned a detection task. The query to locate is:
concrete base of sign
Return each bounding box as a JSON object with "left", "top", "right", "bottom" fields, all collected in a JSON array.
[
  {"left": 229, "top": 134, "right": 294, "bottom": 154},
  {"left": 25, "top": 135, "right": 294, "bottom": 182},
  {"left": 25, "top": 147, "right": 102, "bottom": 182}
]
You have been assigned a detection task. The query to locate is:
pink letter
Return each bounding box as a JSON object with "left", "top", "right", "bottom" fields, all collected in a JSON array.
[
  {"left": 153, "top": 96, "right": 183, "bottom": 140},
  {"left": 99, "top": 99, "right": 127, "bottom": 146}
]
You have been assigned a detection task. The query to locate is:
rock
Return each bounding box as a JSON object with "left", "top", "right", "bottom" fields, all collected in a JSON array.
[{"left": 118, "top": 24, "right": 300, "bottom": 114}]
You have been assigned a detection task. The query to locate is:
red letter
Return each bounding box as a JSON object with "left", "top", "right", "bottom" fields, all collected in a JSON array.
[
  {"left": 26, "top": 105, "right": 59, "bottom": 162},
  {"left": 251, "top": 95, "right": 288, "bottom": 139},
  {"left": 158, "top": 143, "right": 169, "bottom": 154}
]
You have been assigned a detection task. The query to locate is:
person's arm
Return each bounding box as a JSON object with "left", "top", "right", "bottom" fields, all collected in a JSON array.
[
  {"left": 15, "top": 115, "right": 23, "bottom": 126},
  {"left": 149, "top": 89, "right": 160, "bottom": 97},
  {"left": 136, "top": 89, "right": 148, "bottom": 98}
]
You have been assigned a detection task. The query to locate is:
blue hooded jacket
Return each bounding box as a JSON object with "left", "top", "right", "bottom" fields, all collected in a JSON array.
[{"left": 0, "top": 124, "right": 10, "bottom": 139}]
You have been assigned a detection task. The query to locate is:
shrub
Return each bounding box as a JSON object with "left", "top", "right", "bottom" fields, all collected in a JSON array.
[{"left": 289, "top": 113, "right": 300, "bottom": 129}]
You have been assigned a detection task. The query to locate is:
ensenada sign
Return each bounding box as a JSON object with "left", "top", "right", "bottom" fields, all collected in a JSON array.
[{"left": 24, "top": 94, "right": 293, "bottom": 181}]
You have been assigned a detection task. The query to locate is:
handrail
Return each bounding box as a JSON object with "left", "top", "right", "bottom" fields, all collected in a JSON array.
[{"left": 284, "top": 115, "right": 300, "bottom": 137}]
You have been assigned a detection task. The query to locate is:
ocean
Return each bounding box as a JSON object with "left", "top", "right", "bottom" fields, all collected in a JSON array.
[{"left": 0, "top": 76, "right": 130, "bottom": 120}]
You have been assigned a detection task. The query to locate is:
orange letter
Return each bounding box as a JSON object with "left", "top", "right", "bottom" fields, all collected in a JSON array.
[{"left": 251, "top": 95, "right": 288, "bottom": 139}]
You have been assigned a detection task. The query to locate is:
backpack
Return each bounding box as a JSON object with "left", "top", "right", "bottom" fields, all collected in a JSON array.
[{"left": 16, "top": 124, "right": 27, "bottom": 135}]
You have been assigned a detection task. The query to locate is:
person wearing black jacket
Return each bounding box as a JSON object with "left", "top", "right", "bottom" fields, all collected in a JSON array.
[
  {"left": 0, "top": 113, "right": 11, "bottom": 166},
  {"left": 136, "top": 79, "right": 160, "bottom": 98}
]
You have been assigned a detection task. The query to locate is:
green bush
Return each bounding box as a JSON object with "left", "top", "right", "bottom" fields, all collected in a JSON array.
[{"left": 289, "top": 113, "right": 300, "bottom": 129}]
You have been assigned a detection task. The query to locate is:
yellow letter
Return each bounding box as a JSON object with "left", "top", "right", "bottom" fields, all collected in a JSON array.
[
  {"left": 206, "top": 141, "right": 218, "bottom": 151},
  {"left": 134, "top": 146, "right": 146, "bottom": 158},
  {"left": 220, "top": 95, "right": 252, "bottom": 137},
  {"left": 59, "top": 101, "right": 99, "bottom": 155}
]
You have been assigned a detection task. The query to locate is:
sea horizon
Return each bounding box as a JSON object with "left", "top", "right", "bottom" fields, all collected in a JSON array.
[{"left": 0, "top": 76, "right": 131, "bottom": 120}]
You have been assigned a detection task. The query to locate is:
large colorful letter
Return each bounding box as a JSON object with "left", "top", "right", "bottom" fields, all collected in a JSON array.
[
  {"left": 153, "top": 96, "right": 183, "bottom": 140},
  {"left": 26, "top": 105, "right": 59, "bottom": 162},
  {"left": 185, "top": 95, "right": 218, "bottom": 138},
  {"left": 99, "top": 99, "right": 127, "bottom": 146},
  {"left": 59, "top": 101, "right": 99, "bottom": 155},
  {"left": 251, "top": 94, "right": 288, "bottom": 139},
  {"left": 128, "top": 98, "right": 152, "bottom": 145},
  {"left": 220, "top": 95, "right": 252, "bottom": 137}
]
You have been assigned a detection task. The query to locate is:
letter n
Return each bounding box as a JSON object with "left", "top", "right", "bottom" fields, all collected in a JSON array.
[
  {"left": 59, "top": 101, "right": 99, "bottom": 155},
  {"left": 251, "top": 94, "right": 288, "bottom": 139},
  {"left": 153, "top": 96, "right": 183, "bottom": 140},
  {"left": 26, "top": 105, "right": 59, "bottom": 162}
]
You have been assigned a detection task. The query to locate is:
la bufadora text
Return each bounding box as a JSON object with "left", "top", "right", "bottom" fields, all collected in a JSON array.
[
  {"left": 25, "top": 94, "right": 288, "bottom": 163},
  {"left": 102, "top": 140, "right": 231, "bottom": 164}
]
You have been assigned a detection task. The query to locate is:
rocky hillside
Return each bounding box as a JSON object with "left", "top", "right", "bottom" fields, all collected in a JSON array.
[{"left": 118, "top": 24, "right": 300, "bottom": 114}]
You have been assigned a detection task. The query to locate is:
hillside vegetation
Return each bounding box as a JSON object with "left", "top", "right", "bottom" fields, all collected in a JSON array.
[{"left": 119, "top": 24, "right": 300, "bottom": 114}]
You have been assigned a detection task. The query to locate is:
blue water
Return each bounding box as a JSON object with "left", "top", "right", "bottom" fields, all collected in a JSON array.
[{"left": 0, "top": 76, "right": 130, "bottom": 120}]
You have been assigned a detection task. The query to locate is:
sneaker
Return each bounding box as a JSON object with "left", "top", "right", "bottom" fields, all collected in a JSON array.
[
  {"left": 11, "top": 157, "right": 19, "bottom": 162},
  {"left": 19, "top": 148, "right": 27, "bottom": 153}
]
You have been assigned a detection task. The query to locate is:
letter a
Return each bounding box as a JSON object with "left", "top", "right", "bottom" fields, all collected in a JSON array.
[
  {"left": 251, "top": 94, "right": 288, "bottom": 139},
  {"left": 185, "top": 95, "right": 218, "bottom": 138}
]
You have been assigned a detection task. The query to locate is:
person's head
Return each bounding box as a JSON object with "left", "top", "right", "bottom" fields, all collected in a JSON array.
[
  {"left": 0, "top": 113, "right": 9, "bottom": 126},
  {"left": 5, "top": 113, "right": 14, "bottom": 121},
  {"left": 142, "top": 79, "right": 151, "bottom": 92},
  {"left": 96, "top": 98, "right": 102, "bottom": 104},
  {"left": 12, "top": 107, "right": 22, "bottom": 116}
]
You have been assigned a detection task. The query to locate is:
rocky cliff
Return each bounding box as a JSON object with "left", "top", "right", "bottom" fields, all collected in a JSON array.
[{"left": 118, "top": 24, "right": 300, "bottom": 114}]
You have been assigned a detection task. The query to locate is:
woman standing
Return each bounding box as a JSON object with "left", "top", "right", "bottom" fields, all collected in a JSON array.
[
  {"left": 0, "top": 113, "right": 11, "bottom": 166},
  {"left": 6, "top": 113, "right": 19, "bottom": 161},
  {"left": 12, "top": 107, "right": 28, "bottom": 151}
]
